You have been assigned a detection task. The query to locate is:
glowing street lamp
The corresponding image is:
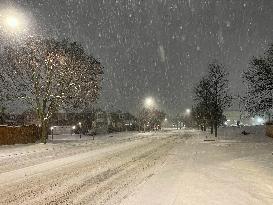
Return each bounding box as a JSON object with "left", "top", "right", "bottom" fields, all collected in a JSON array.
[
  {"left": 3, "top": 14, "right": 23, "bottom": 33},
  {"left": 71, "top": 125, "right": 76, "bottom": 136},
  {"left": 78, "top": 122, "right": 82, "bottom": 139},
  {"left": 144, "top": 97, "right": 155, "bottom": 109},
  {"left": 50, "top": 126, "right": 54, "bottom": 140},
  {"left": 5, "top": 16, "right": 18, "bottom": 29},
  {"left": 1, "top": 8, "right": 30, "bottom": 37}
]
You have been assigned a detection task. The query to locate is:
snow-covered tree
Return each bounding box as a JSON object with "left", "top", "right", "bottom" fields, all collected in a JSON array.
[
  {"left": 0, "top": 37, "right": 103, "bottom": 143},
  {"left": 137, "top": 108, "right": 151, "bottom": 132},
  {"left": 0, "top": 69, "right": 9, "bottom": 120},
  {"left": 193, "top": 61, "right": 232, "bottom": 137},
  {"left": 208, "top": 62, "right": 232, "bottom": 137},
  {"left": 149, "top": 109, "right": 166, "bottom": 129},
  {"left": 243, "top": 45, "right": 273, "bottom": 120},
  {"left": 193, "top": 77, "right": 213, "bottom": 131},
  {"left": 192, "top": 102, "right": 209, "bottom": 131},
  {"left": 137, "top": 108, "right": 166, "bottom": 132}
]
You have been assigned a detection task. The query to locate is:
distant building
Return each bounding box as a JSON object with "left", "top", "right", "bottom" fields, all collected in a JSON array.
[
  {"left": 94, "top": 111, "right": 137, "bottom": 133},
  {"left": 224, "top": 110, "right": 241, "bottom": 126},
  {"left": 51, "top": 126, "right": 73, "bottom": 135},
  {"left": 94, "top": 111, "right": 110, "bottom": 134},
  {"left": 224, "top": 110, "right": 266, "bottom": 126}
]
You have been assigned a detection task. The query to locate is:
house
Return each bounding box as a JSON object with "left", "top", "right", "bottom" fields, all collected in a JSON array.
[
  {"left": 93, "top": 111, "right": 137, "bottom": 133},
  {"left": 94, "top": 111, "right": 111, "bottom": 134}
]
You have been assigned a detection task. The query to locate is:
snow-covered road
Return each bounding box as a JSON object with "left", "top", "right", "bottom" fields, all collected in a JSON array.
[
  {"left": 121, "top": 129, "right": 273, "bottom": 205},
  {"left": 0, "top": 128, "right": 273, "bottom": 205}
]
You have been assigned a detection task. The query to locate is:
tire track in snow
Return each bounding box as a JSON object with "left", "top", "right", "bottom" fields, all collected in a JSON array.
[{"left": 0, "top": 135, "right": 179, "bottom": 205}]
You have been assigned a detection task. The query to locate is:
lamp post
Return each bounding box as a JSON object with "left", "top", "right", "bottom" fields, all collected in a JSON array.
[
  {"left": 72, "top": 125, "right": 76, "bottom": 136},
  {"left": 50, "top": 126, "right": 54, "bottom": 140},
  {"left": 78, "top": 122, "right": 82, "bottom": 139},
  {"left": 163, "top": 118, "right": 168, "bottom": 130},
  {"left": 183, "top": 108, "right": 191, "bottom": 128},
  {"left": 143, "top": 97, "right": 156, "bottom": 132}
]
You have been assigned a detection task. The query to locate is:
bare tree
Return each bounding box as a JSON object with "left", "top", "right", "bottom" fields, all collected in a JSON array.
[
  {"left": 0, "top": 37, "right": 103, "bottom": 143},
  {"left": 208, "top": 62, "right": 232, "bottom": 137},
  {"left": 137, "top": 108, "right": 166, "bottom": 132},
  {"left": 192, "top": 103, "right": 209, "bottom": 131},
  {"left": 137, "top": 108, "right": 151, "bottom": 132},
  {"left": 193, "top": 77, "right": 213, "bottom": 133},
  {"left": 193, "top": 61, "right": 232, "bottom": 137}
]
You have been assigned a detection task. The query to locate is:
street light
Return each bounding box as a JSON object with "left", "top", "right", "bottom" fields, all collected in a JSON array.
[
  {"left": 78, "top": 122, "right": 82, "bottom": 139},
  {"left": 183, "top": 109, "right": 191, "bottom": 128},
  {"left": 72, "top": 125, "right": 76, "bottom": 136},
  {"left": 144, "top": 97, "right": 155, "bottom": 109},
  {"left": 5, "top": 16, "right": 18, "bottom": 29},
  {"left": 0, "top": 8, "right": 30, "bottom": 37},
  {"left": 50, "top": 126, "right": 54, "bottom": 140}
]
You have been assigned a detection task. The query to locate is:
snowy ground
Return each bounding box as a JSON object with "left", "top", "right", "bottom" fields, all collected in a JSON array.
[{"left": 0, "top": 127, "right": 272, "bottom": 204}]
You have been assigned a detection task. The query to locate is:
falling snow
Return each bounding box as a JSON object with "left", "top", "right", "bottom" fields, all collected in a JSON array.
[
  {"left": 0, "top": 1, "right": 273, "bottom": 204},
  {"left": 0, "top": 0, "right": 271, "bottom": 114}
]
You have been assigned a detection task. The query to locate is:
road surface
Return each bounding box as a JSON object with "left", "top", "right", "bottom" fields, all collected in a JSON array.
[{"left": 0, "top": 128, "right": 273, "bottom": 205}]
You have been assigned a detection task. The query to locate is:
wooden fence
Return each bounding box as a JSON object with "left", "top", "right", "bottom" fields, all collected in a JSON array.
[{"left": 0, "top": 125, "right": 40, "bottom": 145}]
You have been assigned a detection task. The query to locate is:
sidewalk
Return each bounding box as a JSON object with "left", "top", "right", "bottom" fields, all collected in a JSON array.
[{"left": 120, "top": 133, "right": 273, "bottom": 205}]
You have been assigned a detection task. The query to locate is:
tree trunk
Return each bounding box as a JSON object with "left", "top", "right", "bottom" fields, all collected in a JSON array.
[
  {"left": 41, "top": 119, "right": 48, "bottom": 144},
  {"left": 214, "top": 123, "right": 218, "bottom": 138},
  {"left": 210, "top": 123, "right": 213, "bottom": 134},
  {"left": 144, "top": 123, "right": 146, "bottom": 133}
]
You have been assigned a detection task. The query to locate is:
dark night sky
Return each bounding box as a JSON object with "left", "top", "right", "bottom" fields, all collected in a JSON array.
[{"left": 2, "top": 0, "right": 273, "bottom": 115}]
